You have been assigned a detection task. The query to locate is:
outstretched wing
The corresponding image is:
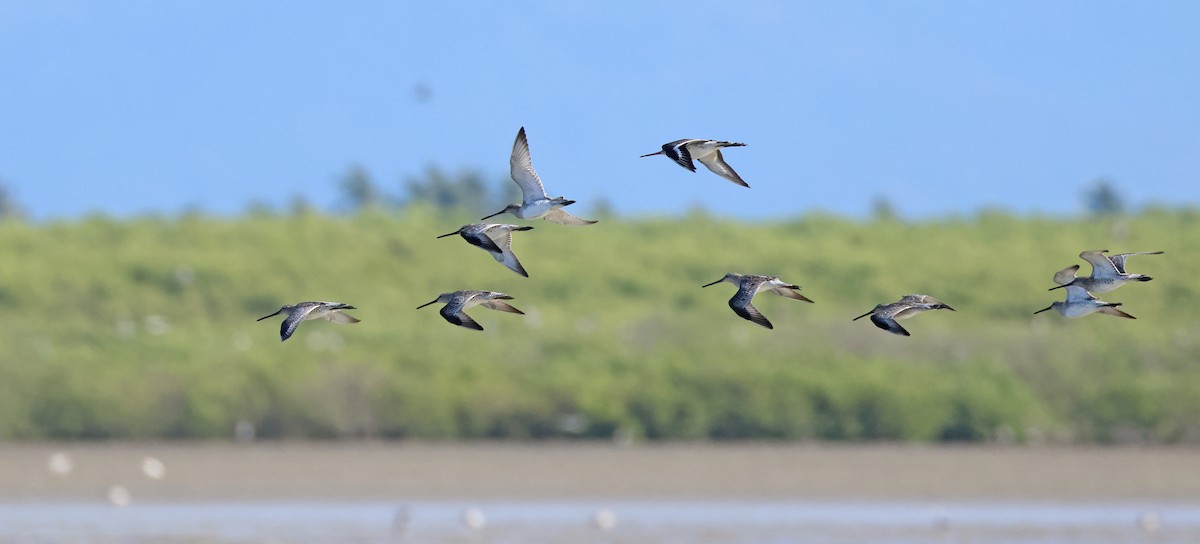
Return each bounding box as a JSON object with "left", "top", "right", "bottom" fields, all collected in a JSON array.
[
  {"left": 870, "top": 314, "right": 911, "bottom": 336},
  {"left": 499, "top": 236, "right": 530, "bottom": 276},
  {"left": 769, "top": 285, "right": 814, "bottom": 303},
  {"left": 543, "top": 208, "right": 597, "bottom": 225},
  {"left": 1107, "top": 251, "right": 1163, "bottom": 274},
  {"left": 695, "top": 150, "right": 749, "bottom": 187},
  {"left": 1053, "top": 264, "right": 1081, "bottom": 286},
  {"left": 324, "top": 311, "right": 360, "bottom": 324},
  {"left": 280, "top": 305, "right": 318, "bottom": 341},
  {"left": 440, "top": 304, "right": 483, "bottom": 330},
  {"left": 730, "top": 285, "right": 772, "bottom": 329},
  {"left": 464, "top": 229, "right": 504, "bottom": 254},
  {"left": 1079, "top": 250, "right": 1120, "bottom": 277},
  {"left": 509, "top": 127, "right": 550, "bottom": 203},
  {"left": 1098, "top": 306, "right": 1136, "bottom": 319},
  {"left": 481, "top": 300, "right": 524, "bottom": 314},
  {"left": 663, "top": 140, "right": 698, "bottom": 171}
]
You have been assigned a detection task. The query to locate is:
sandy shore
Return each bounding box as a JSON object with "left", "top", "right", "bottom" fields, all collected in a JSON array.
[{"left": 2, "top": 442, "right": 1198, "bottom": 502}]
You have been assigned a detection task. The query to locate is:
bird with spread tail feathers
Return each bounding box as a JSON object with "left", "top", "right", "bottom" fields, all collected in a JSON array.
[
  {"left": 438, "top": 223, "right": 534, "bottom": 277},
  {"left": 852, "top": 294, "right": 955, "bottom": 336},
  {"left": 257, "top": 301, "right": 360, "bottom": 342},
  {"left": 481, "top": 127, "right": 597, "bottom": 225},
  {"left": 416, "top": 290, "right": 524, "bottom": 331},
  {"left": 701, "top": 273, "right": 814, "bottom": 329},
  {"left": 641, "top": 139, "right": 749, "bottom": 187},
  {"left": 1050, "top": 249, "right": 1163, "bottom": 294}
]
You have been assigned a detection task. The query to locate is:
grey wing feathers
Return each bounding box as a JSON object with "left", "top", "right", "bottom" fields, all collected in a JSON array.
[
  {"left": 730, "top": 285, "right": 772, "bottom": 329},
  {"left": 481, "top": 300, "right": 524, "bottom": 314},
  {"left": 543, "top": 208, "right": 597, "bottom": 225},
  {"left": 695, "top": 150, "right": 749, "bottom": 187},
  {"left": 1108, "top": 251, "right": 1163, "bottom": 274},
  {"left": 324, "top": 312, "right": 360, "bottom": 324},
  {"left": 279, "top": 307, "right": 314, "bottom": 341},
  {"left": 509, "top": 127, "right": 548, "bottom": 201},
  {"left": 468, "top": 231, "right": 505, "bottom": 254},
  {"left": 1098, "top": 306, "right": 1136, "bottom": 319},
  {"left": 1079, "top": 250, "right": 1120, "bottom": 276},
  {"left": 770, "top": 285, "right": 814, "bottom": 302},
  {"left": 1053, "top": 265, "right": 1081, "bottom": 286},
  {"left": 440, "top": 305, "right": 483, "bottom": 330},
  {"left": 732, "top": 300, "right": 772, "bottom": 329},
  {"left": 870, "top": 314, "right": 911, "bottom": 336},
  {"left": 493, "top": 236, "right": 529, "bottom": 277}
]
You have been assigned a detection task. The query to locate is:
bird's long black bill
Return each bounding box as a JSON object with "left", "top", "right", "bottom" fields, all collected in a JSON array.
[
  {"left": 480, "top": 210, "right": 505, "bottom": 221},
  {"left": 436, "top": 231, "right": 460, "bottom": 238},
  {"left": 256, "top": 310, "right": 281, "bottom": 321},
  {"left": 639, "top": 151, "right": 664, "bottom": 158},
  {"left": 700, "top": 279, "right": 723, "bottom": 288},
  {"left": 416, "top": 300, "right": 438, "bottom": 309},
  {"left": 851, "top": 310, "right": 874, "bottom": 321},
  {"left": 1033, "top": 306, "right": 1053, "bottom": 315},
  {"left": 1047, "top": 285, "right": 1067, "bottom": 291}
]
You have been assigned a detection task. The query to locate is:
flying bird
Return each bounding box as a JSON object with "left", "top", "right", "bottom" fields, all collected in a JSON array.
[
  {"left": 416, "top": 290, "right": 524, "bottom": 331},
  {"left": 257, "top": 301, "right": 360, "bottom": 342},
  {"left": 438, "top": 223, "right": 534, "bottom": 277},
  {"left": 481, "top": 127, "right": 597, "bottom": 225},
  {"left": 852, "top": 294, "right": 955, "bottom": 336},
  {"left": 641, "top": 139, "right": 749, "bottom": 187},
  {"left": 701, "top": 273, "right": 813, "bottom": 329},
  {"left": 1035, "top": 285, "right": 1135, "bottom": 319},
  {"left": 1050, "top": 249, "right": 1163, "bottom": 294}
]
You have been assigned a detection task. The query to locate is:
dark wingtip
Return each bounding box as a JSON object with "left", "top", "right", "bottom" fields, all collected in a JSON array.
[{"left": 1138, "top": 276, "right": 1153, "bottom": 282}]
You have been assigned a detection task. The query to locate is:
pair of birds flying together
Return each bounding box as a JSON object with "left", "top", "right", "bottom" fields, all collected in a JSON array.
[
  {"left": 1035, "top": 249, "right": 1163, "bottom": 319},
  {"left": 256, "top": 291, "right": 524, "bottom": 339},
  {"left": 437, "top": 132, "right": 751, "bottom": 280},
  {"left": 701, "top": 272, "right": 954, "bottom": 336}
]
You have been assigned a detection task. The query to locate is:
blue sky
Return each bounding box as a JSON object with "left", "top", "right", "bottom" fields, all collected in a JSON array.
[{"left": 1, "top": 1, "right": 1197, "bottom": 220}]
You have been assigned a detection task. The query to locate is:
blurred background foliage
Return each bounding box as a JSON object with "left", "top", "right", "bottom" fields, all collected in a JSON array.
[{"left": 0, "top": 172, "right": 1196, "bottom": 444}]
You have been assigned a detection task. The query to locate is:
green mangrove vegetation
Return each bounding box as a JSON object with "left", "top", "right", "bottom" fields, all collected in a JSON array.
[{"left": 0, "top": 205, "right": 1196, "bottom": 443}]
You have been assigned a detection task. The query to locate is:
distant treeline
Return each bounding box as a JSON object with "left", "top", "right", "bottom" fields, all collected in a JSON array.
[{"left": 0, "top": 207, "right": 1196, "bottom": 443}]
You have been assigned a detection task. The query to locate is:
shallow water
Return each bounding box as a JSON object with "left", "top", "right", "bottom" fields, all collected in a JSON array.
[{"left": 4, "top": 499, "right": 1198, "bottom": 544}]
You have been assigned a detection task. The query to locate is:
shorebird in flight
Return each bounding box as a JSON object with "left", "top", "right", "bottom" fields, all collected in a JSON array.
[
  {"left": 417, "top": 290, "right": 524, "bottom": 331},
  {"left": 701, "top": 273, "right": 813, "bottom": 329},
  {"left": 438, "top": 223, "right": 534, "bottom": 277},
  {"left": 852, "top": 294, "right": 955, "bottom": 336},
  {"left": 1050, "top": 249, "right": 1163, "bottom": 294},
  {"left": 641, "top": 139, "right": 749, "bottom": 187},
  {"left": 257, "top": 301, "right": 360, "bottom": 342},
  {"left": 481, "top": 127, "right": 597, "bottom": 225},
  {"left": 1036, "top": 285, "right": 1135, "bottom": 319}
]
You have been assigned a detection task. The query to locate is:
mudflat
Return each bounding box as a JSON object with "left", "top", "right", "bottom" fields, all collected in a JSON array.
[{"left": 2, "top": 442, "right": 1198, "bottom": 502}]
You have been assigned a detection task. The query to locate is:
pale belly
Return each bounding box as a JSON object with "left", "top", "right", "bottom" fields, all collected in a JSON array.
[
  {"left": 514, "top": 200, "right": 559, "bottom": 220},
  {"left": 1061, "top": 304, "right": 1103, "bottom": 318}
]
